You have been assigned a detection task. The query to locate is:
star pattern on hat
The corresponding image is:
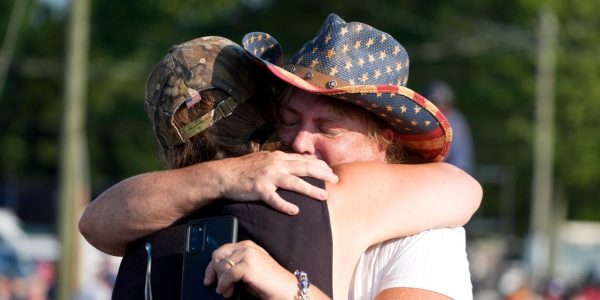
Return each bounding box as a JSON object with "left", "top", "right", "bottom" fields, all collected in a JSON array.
[
  {"left": 242, "top": 32, "right": 282, "bottom": 64},
  {"left": 282, "top": 17, "right": 409, "bottom": 89},
  {"left": 242, "top": 13, "right": 452, "bottom": 161}
]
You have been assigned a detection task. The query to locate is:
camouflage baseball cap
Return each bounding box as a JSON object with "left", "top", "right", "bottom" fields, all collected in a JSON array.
[{"left": 144, "top": 36, "right": 266, "bottom": 149}]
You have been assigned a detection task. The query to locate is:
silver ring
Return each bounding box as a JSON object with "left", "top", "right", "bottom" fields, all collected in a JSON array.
[{"left": 224, "top": 257, "right": 236, "bottom": 268}]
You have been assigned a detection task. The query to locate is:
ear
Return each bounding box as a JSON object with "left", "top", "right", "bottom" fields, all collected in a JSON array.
[
  {"left": 382, "top": 128, "right": 394, "bottom": 142},
  {"left": 378, "top": 128, "right": 395, "bottom": 152}
]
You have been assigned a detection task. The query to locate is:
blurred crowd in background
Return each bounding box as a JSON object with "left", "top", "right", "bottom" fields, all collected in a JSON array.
[
  {"left": 0, "top": 208, "right": 118, "bottom": 300},
  {"left": 2, "top": 205, "right": 600, "bottom": 299}
]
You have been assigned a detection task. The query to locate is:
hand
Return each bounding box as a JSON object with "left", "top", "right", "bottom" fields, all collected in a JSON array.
[
  {"left": 204, "top": 240, "right": 298, "bottom": 299},
  {"left": 216, "top": 151, "right": 338, "bottom": 215}
]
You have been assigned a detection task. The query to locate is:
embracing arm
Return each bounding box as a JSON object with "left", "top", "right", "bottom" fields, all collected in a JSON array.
[
  {"left": 205, "top": 240, "right": 332, "bottom": 300},
  {"left": 199, "top": 162, "right": 478, "bottom": 300},
  {"left": 327, "top": 162, "right": 482, "bottom": 249},
  {"left": 78, "top": 151, "right": 337, "bottom": 256},
  {"left": 79, "top": 162, "right": 220, "bottom": 256}
]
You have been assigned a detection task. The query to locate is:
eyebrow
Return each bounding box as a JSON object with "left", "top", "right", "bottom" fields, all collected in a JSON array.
[
  {"left": 315, "top": 115, "right": 345, "bottom": 125},
  {"left": 279, "top": 104, "right": 299, "bottom": 116},
  {"left": 281, "top": 107, "right": 346, "bottom": 127}
]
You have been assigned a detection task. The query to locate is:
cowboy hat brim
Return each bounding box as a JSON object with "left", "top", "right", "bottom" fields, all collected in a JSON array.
[{"left": 243, "top": 31, "right": 452, "bottom": 162}]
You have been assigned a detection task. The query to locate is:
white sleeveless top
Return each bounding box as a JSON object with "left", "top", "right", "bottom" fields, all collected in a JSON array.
[{"left": 349, "top": 227, "right": 472, "bottom": 300}]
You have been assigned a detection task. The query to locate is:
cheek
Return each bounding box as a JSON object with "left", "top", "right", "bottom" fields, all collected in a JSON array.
[
  {"left": 315, "top": 144, "right": 342, "bottom": 165},
  {"left": 315, "top": 136, "right": 369, "bottom": 165},
  {"left": 317, "top": 133, "right": 385, "bottom": 165}
]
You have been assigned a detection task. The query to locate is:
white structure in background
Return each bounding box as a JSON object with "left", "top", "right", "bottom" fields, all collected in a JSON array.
[
  {"left": 74, "top": 232, "right": 121, "bottom": 300},
  {"left": 555, "top": 221, "right": 600, "bottom": 285},
  {"left": 1, "top": 208, "right": 121, "bottom": 300},
  {"left": 0, "top": 208, "right": 36, "bottom": 277}
]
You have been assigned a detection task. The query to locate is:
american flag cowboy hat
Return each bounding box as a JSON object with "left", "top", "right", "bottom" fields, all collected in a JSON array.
[{"left": 242, "top": 13, "right": 452, "bottom": 162}]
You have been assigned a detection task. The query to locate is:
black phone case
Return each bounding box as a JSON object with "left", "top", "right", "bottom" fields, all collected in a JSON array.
[{"left": 181, "top": 216, "right": 239, "bottom": 300}]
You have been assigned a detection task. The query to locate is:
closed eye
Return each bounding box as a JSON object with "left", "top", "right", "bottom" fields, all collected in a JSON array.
[
  {"left": 279, "top": 120, "right": 299, "bottom": 127},
  {"left": 318, "top": 123, "right": 346, "bottom": 137},
  {"left": 321, "top": 130, "right": 344, "bottom": 137}
]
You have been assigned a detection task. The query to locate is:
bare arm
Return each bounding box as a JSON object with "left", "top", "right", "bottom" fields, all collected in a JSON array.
[
  {"left": 79, "top": 151, "right": 338, "bottom": 256},
  {"left": 325, "top": 162, "right": 481, "bottom": 296},
  {"left": 206, "top": 240, "right": 332, "bottom": 300},
  {"left": 79, "top": 163, "right": 220, "bottom": 256},
  {"left": 193, "top": 161, "right": 479, "bottom": 300},
  {"left": 328, "top": 162, "right": 481, "bottom": 250}
]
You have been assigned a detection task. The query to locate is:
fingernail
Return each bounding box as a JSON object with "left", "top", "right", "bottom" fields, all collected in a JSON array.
[
  {"left": 320, "top": 190, "right": 328, "bottom": 200},
  {"left": 290, "top": 206, "right": 299, "bottom": 215}
]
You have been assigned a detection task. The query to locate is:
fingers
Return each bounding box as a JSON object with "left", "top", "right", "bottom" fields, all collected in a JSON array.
[
  {"left": 206, "top": 241, "right": 295, "bottom": 299},
  {"left": 260, "top": 174, "right": 329, "bottom": 215},
  {"left": 257, "top": 159, "right": 336, "bottom": 214},
  {"left": 215, "top": 264, "right": 242, "bottom": 297},
  {"left": 264, "top": 151, "right": 338, "bottom": 183},
  {"left": 205, "top": 245, "right": 239, "bottom": 296},
  {"left": 219, "top": 151, "right": 338, "bottom": 209},
  {"left": 275, "top": 175, "right": 329, "bottom": 200},
  {"left": 204, "top": 242, "right": 237, "bottom": 285},
  {"left": 277, "top": 153, "right": 338, "bottom": 184},
  {"left": 263, "top": 192, "right": 300, "bottom": 215},
  {"left": 206, "top": 241, "right": 264, "bottom": 297},
  {"left": 204, "top": 260, "right": 217, "bottom": 285}
]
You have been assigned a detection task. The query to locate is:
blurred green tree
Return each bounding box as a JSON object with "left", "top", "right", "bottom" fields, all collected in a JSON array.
[{"left": 0, "top": 0, "right": 599, "bottom": 232}]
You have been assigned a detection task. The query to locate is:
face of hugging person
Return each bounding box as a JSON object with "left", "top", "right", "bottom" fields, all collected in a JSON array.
[{"left": 276, "top": 89, "right": 393, "bottom": 166}]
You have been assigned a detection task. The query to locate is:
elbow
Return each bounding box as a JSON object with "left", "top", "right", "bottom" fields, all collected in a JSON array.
[
  {"left": 78, "top": 208, "right": 101, "bottom": 250},
  {"left": 442, "top": 163, "right": 483, "bottom": 226},
  {"left": 78, "top": 206, "right": 125, "bottom": 257},
  {"left": 78, "top": 207, "right": 93, "bottom": 242},
  {"left": 466, "top": 177, "right": 483, "bottom": 216},
  {"left": 459, "top": 169, "right": 483, "bottom": 225}
]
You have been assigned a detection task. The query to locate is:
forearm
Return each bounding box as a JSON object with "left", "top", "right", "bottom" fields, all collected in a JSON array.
[
  {"left": 79, "top": 161, "right": 224, "bottom": 256},
  {"left": 286, "top": 284, "right": 330, "bottom": 300},
  {"left": 375, "top": 162, "right": 482, "bottom": 229},
  {"left": 208, "top": 240, "right": 333, "bottom": 300},
  {"left": 261, "top": 275, "right": 330, "bottom": 300},
  {"left": 371, "top": 163, "right": 481, "bottom": 241},
  {"left": 79, "top": 151, "right": 336, "bottom": 256},
  {"left": 329, "top": 162, "right": 482, "bottom": 246}
]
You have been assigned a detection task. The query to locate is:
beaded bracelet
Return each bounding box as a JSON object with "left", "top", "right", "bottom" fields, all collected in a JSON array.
[{"left": 294, "top": 270, "right": 311, "bottom": 300}]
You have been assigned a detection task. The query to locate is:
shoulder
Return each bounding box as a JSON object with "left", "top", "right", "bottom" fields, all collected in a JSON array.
[
  {"left": 388, "top": 227, "right": 466, "bottom": 251},
  {"left": 361, "top": 228, "right": 466, "bottom": 260},
  {"left": 374, "top": 229, "right": 472, "bottom": 300}
]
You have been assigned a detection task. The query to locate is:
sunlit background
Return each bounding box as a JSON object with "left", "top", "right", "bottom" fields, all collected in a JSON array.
[{"left": 1, "top": 0, "right": 599, "bottom": 299}]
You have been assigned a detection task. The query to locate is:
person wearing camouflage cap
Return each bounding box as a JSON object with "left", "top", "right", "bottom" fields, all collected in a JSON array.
[{"left": 80, "top": 25, "right": 481, "bottom": 300}]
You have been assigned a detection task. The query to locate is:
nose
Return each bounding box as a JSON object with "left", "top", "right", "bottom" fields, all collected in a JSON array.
[{"left": 290, "top": 129, "right": 316, "bottom": 156}]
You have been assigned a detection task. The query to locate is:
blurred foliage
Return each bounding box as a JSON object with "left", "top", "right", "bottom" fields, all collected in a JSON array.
[{"left": 0, "top": 0, "right": 599, "bottom": 232}]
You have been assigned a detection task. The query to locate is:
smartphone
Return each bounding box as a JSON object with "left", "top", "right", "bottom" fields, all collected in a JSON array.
[{"left": 181, "top": 216, "right": 239, "bottom": 300}]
